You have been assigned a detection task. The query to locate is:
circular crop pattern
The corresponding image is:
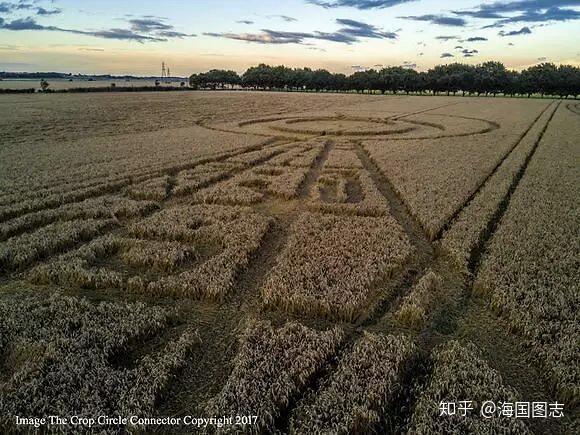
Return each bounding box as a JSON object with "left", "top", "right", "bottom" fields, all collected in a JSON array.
[
  {"left": 209, "top": 112, "right": 499, "bottom": 139},
  {"left": 269, "top": 116, "right": 415, "bottom": 136}
]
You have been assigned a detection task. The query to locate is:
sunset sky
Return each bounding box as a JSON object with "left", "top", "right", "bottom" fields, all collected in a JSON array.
[{"left": 1, "top": 0, "right": 579, "bottom": 75}]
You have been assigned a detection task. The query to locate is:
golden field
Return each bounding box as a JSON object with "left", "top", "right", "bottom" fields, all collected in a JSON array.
[{"left": 0, "top": 91, "right": 578, "bottom": 433}]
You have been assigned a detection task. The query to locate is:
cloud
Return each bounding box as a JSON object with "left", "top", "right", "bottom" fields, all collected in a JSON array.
[
  {"left": 87, "top": 28, "right": 167, "bottom": 42},
  {"left": 267, "top": 14, "right": 298, "bottom": 22},
  {"left": 205, "top": 18, "right": 397, "bottom": 44},
  {"left": 493, "top": 6, "right": 580, "bottom": 25},
  {"left": 462, "top": 48, "right": 479, "bottom": 55},
  {"left": 128, "top": 18, "right": 173, "bottom": 32},
  {"left": 0, "top": 1, "right": 61, "bottom": 16},
  {"left": 454, "top": 45, "right": 463, "bottom": 49},
  {"left": 440, "top": 52, "right": 454, "bottom": 58},
  {"left": 0, "top": 11, "right": 195, "bottom": 42},
  {"left": 454, "top": 1, "right": 580, "bottom": 27},
  {"left": 399, "top": 14, "right": 468, "bottom": 26},
  {"left": 78, "top": 47, "right": 105, "bottom": 52},
  {"left": 1, "top": 17, "right": 44, "bottom": 30},
  {"left": 0, "top": 17, "right": 169, "bottom": 42},
  {"left": 456, "top": 0, "right": 580, "bottom": 15},
  {"left": 401, "top": 60, "right": 417, "bottom": 68},
  {"left": 436, "top": 35, "right": 458, "bottom": 41},
  {"left": 36, "top": 7, "right": 61, "bottom": 16},
  {"left": 466, "top": 36, "right": 488, "bottom": 41},
  {"left": 157, "top": 30, "right": 195, "bottom": 38},
  {"left": 498, "top": 26, "right": 532, "bottom": 36},
  {"left": 335, "top": 18, "right": 397, "bottom": 38},
  {"left": 307, "top": 0, "right": 417, "bottom": 9},
  {"left": 537, "top": 56, "right": 547, "bottom": 60},
  {"left": 452, "top": 10, "right": 504, "bottom": 19},
  {"left": 127, "top": 17, "right": 195, "bottom": 38},
  {"left": 203, "top": 31, "right": 294, "bottom": 44},
  {"left": 237, "top": 20, "right": 254, "bottom": 24}
]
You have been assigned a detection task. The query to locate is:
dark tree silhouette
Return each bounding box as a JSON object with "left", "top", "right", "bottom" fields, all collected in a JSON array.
[{"left": 189, "top": 62, "right": 580, "bottom": 98}]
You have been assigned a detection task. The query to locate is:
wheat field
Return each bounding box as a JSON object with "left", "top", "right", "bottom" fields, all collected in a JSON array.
[{"left": 0, "top": 91, "right": 578, "bottom": 433}]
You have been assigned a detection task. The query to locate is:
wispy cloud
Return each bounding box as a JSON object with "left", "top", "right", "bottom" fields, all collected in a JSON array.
[
  {"left": 205, "top": 18, "right": 397, "bottom": 44},
  {"left": 127, "top": 17, "right": 195, "bottom": 37},
  {"left": 435, "top": 35, "right": 458, "bottom": 41},
  {"left": 335, "top": 18, "right": 397, "bottom": 38},
  {"left": 266, "top": 14, "right": 298, "bottom": 22},
  {"left": 440, "top": 52, "right": 454, "bottom": 58},
  {"left": 307, "top": 0, "right": 416, "bottom": 9},
  {"left": 237, "top": 20, "right": 254, "bottom": 25},
  {"left": 0, "top": 17, "right": 173, "bottom": 42},
  {"left": 498, "top": 26, "right": 532, "bottom": 36},
  {"left": 454, "top": 1, "right": 580, "bottom": 28},
  {"left": 455, "top": 1, "right": 580, "bottom": 16},
  {"left": 36, "top": 7, "right": 61, "bottom": 16},
  {"left": 128, "top": 18, "right": 173, "bottom": 32},
  {"left": 0, "top": 11, "right": 195, "bottom": 42},
  {"left": 493, "top": 6, "right": 580, "bottom": 26},
  {"left": 465, "top": 36, "right": 488, "bottom": 41},
  {"left": 399, "top": 14, "right": 468, "bottom": 26},
  {"left": 0, "top": 1, "right": 61, "bottom": 16},
  {"left": 78, "top": 47, "right": 105, "bottom": 52}
]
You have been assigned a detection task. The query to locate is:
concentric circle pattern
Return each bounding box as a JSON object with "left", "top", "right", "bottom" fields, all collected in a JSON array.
[{"left": 211, "top": 113, "right": 499, "bottom": 139}]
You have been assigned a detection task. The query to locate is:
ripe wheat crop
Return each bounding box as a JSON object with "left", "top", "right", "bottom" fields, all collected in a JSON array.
[
  {"left": 0, "top": 291, "right": 197, "bottom": 433},
  {"left": 323, "top": 147, "right": 364, "bottom": 170},
  {"left": 362, "top": 101, "right": 551, "bottom": 239},
  {"left": 0, "top": 93, "right": 576, "bottom": 433},
  {"left": 31, "top": 205, "right": 272, "bottom": 300},
  {"left": 395, "top": 270, "right": 443, "bottom": 330},
  {"left": 439, "top": 102, "right": 559, "bottom": 272},
  {"left": 172, "top": 163, "right": 237, "bottom": 196},
  {"left": 205, "top": 320, "right": 343, "bottom": 434},
  {"left": 265, "top": 142, "right": 323, "bottom": 167},
  {"left": 291, "top": 333, "right": 416, "bottom": 433},
  {"left": 133, "top": 205, "right": 272, "bottom": 300},
  {"left": 309, "top": 169, "right": 389, "bottom": 216},
  {"left": 127, "top": 176, "right": 171, "bottom": 201},
  {"left": 262, "top": 212, "right": 413, "bottom": 322},
  {"left": 194, "top": 164, "right": 309, "bottom": 204},
  {"left": 474, "top": 104, "right": 579, "bottom": 403},
  {"left": 0, "top": 218, "right": 116, "bottom": 271},
  {"left": 409, "top": 340, "right": 530, "bottom": 434},
  {"left": 0, "top": 195, "right": 157, "bottom": 241}
]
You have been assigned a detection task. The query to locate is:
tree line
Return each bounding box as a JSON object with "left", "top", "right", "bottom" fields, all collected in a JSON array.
[{"left": 189, "top": 62, "right": 580, "bottom": 98}]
